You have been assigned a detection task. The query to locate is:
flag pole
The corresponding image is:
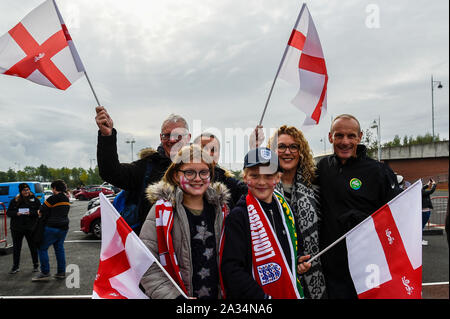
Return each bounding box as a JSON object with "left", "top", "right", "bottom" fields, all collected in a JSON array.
[
  {"left": 258, "top": 3, "right": 306, "bottom": 126},
  {"left": 307, "top": 180, "right": 422, "bottom": 265},
  {"left": 84, "top": 71, "right": 101, "bottom": 106},
  {"left": 141, "top": 243, "right": 190, "bottom": 299}
]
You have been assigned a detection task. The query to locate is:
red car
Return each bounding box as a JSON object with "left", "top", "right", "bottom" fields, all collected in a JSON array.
[
  {"left": 80, "top": 205, "right": 102, "bottom": 239},
  {"left": 80, "top": 195, "right": 115, "bottom": 239},
  {"left": 75, "top": 186, "right": 114, "bottom": 200}
]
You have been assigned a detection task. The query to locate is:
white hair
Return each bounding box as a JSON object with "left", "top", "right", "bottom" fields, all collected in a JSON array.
[{"left": 161, "top": 114, "right": 189, "bottom": 132}]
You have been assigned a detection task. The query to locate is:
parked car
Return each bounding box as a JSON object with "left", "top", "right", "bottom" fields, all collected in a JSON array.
[
  {"left": 44, "top": 190, "right": 53, "bottom": 200},
  {"left": 80, "top": 195, "right": 116, "bottom": 239},
  {"left": 0, "top": 181, "right": 45, "bottom": 209},
  {"left": 75, "top": 186, "right": 114, "bottom": 200},
  {"left": 87, "top": 194, "right": 116, "bottom": 210}
]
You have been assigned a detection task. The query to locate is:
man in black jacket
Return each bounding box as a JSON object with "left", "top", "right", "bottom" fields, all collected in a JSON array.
[
  {"left": 316, "top": 114, "right": 402, "bottom": 299},
  {"left": 95, "top": 107, "right": 191, "bottom": 235}
]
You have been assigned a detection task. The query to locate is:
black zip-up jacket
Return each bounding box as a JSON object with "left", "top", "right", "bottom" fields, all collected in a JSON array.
[
  {"left": 221, "top": 194, "right": 303, "bottom": 299},
  {"left": 213, "top": 166, "right": 248, "bottom": 210},
  {"left": 315, "top": 145, "right": 402, "bottom": 298},
  {"left": 97, "top": 129, "right": 172, "bottom": 234},
  {"left": 40, "top": 192, "right": 70, "bottom": 230},
  {"left": 422, "top": 183, "right": 436, "bottom": 210},
  {"left": 6, "top": 194, "right": 40, "bottom": 231}
]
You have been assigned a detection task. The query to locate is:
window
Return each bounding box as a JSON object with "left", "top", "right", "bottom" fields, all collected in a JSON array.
[
  {"left": 34, "top": 183, "right": 43, "bottom": 193},
  {"left": 0, "top": 186, "right": 9, "bottom": 196}
]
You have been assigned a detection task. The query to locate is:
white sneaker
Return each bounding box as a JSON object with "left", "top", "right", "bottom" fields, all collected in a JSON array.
[{"left": 422, "top": 240, "right": 428, "bottom": 246}]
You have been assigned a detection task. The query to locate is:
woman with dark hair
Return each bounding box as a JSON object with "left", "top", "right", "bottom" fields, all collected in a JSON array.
[
  {"left": 32, "top": 179, "right": 71, "bottom": 281},
  {"left": 6, "top": 183, "right": 40, "bottom": 274}
]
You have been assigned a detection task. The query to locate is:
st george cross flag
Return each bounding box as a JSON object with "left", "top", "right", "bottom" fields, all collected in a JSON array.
[
  {"left": 0, "top": 0, "right": 85, "bottom": 90},
  {"left": 346, "top": 180, "right": 422, "bottom": 299},
  {"left": 92, "top": 193, "right": 156, "bottom": 299},
  {"left": 278, "top": 3, "right": 328, "bottom": 127}
]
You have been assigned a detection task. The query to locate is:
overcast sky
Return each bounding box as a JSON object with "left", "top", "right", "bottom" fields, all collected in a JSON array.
[{"left": 0, "top": 0, "right": 448, "bottom": 172}]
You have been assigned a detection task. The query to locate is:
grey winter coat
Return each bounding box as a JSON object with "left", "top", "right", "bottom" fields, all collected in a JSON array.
[{"left": 139, "top": 180, "right": 230, "bottom": 299}]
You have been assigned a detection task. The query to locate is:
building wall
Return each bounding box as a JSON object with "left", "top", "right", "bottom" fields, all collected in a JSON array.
[{"left": 383, "top": 157, "right": 449, "bottom": 189}]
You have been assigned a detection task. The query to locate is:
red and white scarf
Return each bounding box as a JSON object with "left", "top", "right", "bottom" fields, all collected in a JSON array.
[
  {"left": 246, "top": 191, "right": 302, "bottom": 299},
  {"left": 154, "top": 198, "right": 229, "bottom": 297}
]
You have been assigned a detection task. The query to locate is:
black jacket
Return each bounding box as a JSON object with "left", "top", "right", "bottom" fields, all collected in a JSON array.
[
  {"left": 40, "top": 192, "right": 70, "bottom": 230},
  {"left": 221, "top": 194, "right": 303, "bottom": 299},
  {"left": 316, "top": 145, "right": 402, "bottom": 298},
  {"left": 97, "top": 129, "right": 172, "bottom": 234},
  {"left": 213, "top": 166, "right": 248, "bottom": 210},
  {"left": 421, "top": 183, "right": 436, "bottom": 210},
  {"left": 6, "top": 194, "right": 40, "bottom": 231}
]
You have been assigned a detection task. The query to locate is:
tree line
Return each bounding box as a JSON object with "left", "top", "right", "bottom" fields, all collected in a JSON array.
[{"left": 0, "top": 164, "right": 103, "bottom": 189}]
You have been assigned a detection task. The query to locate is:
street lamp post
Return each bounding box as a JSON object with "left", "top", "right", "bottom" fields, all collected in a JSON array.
[
  {"left": 371, "top": 116, "right": 381, "bottom": 161},
  {"left": 431, "top": 75, "right": 443, "bottom": 139},
  {"left": 320, "top": 138, "right": 326, "bottom": 154},
  {"left": 125, "top": 138, "right": 136, "bottom": 162}
]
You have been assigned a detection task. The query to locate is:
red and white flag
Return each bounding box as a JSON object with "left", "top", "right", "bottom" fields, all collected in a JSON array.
[
  {"left": 92, "top": 193, "right": 156, "bottom": 299},
  {"left": 346, "top": 180, "right": 422, "bottom": 299},
  {"left": 278, "top": 3, "right": 328, "bottom": 127},
  {"left": 0, "top": 0, "right": 85, "bottom": 90}
]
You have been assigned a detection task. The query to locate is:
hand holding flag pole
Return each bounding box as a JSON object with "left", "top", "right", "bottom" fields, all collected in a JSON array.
[{"left": 306, "top": 180, "right": 423, "bottom": 299}]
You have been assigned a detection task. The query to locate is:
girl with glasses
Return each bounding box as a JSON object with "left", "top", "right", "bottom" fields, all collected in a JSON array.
[{"left": 139, "top": 144, "right": 230, "bottom": 299}]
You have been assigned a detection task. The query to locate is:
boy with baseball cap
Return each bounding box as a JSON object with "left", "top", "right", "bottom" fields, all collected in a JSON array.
[{"left": 220, "top": 147, "right": 310, "bottom": 299}]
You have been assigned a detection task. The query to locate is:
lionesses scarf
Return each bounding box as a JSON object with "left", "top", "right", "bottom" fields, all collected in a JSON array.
[
  {"left": 155, "top": 198, "right": 228, "bottom": 297},
  {"left": 246, "top": 191, "right": 304, "bottom": 299}
]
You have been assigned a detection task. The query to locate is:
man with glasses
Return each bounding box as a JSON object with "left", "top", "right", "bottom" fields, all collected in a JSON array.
[{"left": 95, "top": 106, "right": 191, "bottom": 234}]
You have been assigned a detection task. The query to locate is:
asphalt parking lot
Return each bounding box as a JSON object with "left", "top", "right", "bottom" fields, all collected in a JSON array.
[{"left": 0, "top": 198, "right": 448, "bottom": 299}]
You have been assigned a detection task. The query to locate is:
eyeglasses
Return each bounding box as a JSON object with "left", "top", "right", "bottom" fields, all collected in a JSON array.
[
  {"left": 160, "top": 133, "right": 188, "bottom": 142},
  {"left": 178, "top": 169, "right": 211, "bottom": 181},
  {"left": 277, "top": 143, "right": 300, "bottom": 153}
]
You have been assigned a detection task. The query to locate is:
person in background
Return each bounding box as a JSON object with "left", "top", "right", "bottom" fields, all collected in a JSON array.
[
  {"left": 32, "top": 180, "right": 70, "bottom": 281},
  {"left": 194, "top": 132, "right": 248, "bottom": 209},
  {"left": 421, "top": 178, "right": 437, "bottom": 246},
  {"left": 6, "top": 183, "right": 40, "bottom": 274}
]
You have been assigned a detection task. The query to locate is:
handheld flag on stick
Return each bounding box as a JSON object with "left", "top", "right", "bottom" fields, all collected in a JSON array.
[
  {"left": 0, "top": 0, "right": 100, "bottom": 105},
  {"left": 92, "top": 193, "right": 188, "bottom": 299},
  {"left": 259, "top": 3, "right": 328, "bottom": 128},
  {"left": 309, "top": 180, "right": 423, "bottom": 299}
]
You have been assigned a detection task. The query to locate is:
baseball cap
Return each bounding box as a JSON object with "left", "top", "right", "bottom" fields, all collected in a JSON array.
[{"left": 244, "top": 147, "right": 282, "bottom": 173}]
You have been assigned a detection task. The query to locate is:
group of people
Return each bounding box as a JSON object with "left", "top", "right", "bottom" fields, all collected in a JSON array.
[
  {"left": 95, "top": 107, "right": 403, "bottom": 299},
  {"left": 7, "top": 180, "right": 71, "bottom": 281}
]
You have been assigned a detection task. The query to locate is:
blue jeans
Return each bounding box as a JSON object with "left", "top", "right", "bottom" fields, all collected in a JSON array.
[
  {"left": 38, "top": 226, "right": 68, "bottom": 274},
  {"left": 422, "top": 210, "right": 432, "bottom": 230}
]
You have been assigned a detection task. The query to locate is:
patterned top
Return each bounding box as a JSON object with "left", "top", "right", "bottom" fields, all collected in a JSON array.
[{"left": 184, "top": 200, "right": 219, "bottom": 299}]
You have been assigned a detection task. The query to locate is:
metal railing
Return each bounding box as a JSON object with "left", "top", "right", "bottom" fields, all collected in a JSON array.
[{"left": 425, "top": 196, "right": 448, "bottom": 230}]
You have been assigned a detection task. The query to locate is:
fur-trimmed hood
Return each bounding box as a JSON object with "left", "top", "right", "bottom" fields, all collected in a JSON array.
[{"left": 145, "top": 180, "right": 231, "bottom": 208}]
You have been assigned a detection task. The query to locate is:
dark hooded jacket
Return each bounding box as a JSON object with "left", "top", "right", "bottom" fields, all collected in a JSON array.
[{"left": 97, "top": 129, "right": 172, "bottom": 234}]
